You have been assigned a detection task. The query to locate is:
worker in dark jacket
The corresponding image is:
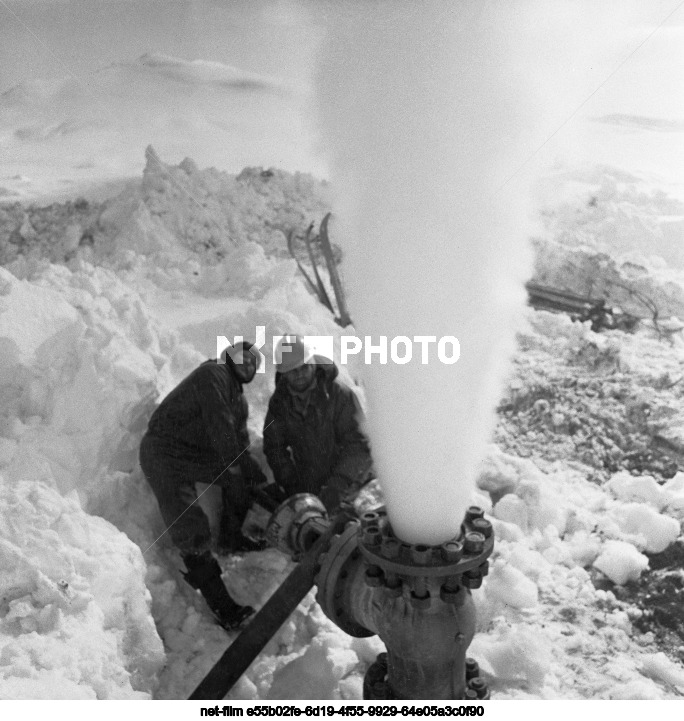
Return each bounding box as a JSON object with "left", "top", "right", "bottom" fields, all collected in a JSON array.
[
  {"left": 139, "top": 341, "right": 266, "bottom": 631},
  {"left": 263, "top": 336, "right": 373, "bottom": 511}
]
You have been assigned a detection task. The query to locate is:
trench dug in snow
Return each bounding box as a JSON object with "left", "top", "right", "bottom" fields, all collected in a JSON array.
[{"left": 0, "top": 152, "right": 683, "bottom": 699}]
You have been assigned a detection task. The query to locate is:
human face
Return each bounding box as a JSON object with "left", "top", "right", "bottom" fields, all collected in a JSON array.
[
  {"left": 231, "top": 349, "right": 258, "bottom": 383},
  {"left": 284, "top": 362, "right": 315, "bottom": 392}
]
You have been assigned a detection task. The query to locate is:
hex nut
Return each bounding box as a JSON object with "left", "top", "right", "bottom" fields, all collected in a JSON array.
[
  {"left": 465, "top": 658, "right": 479, "bottom": 680},
  {"left": 441, "top": 541, "right": 463, "bottom": 563},
  {"left": 462, "top": 573, "right": 483, "bottom": 590},
  {"left": 464, "top": 532, "right": 485, "bottom": 554},
  {"left": 409, "top": 592, "right": 432, "bottom": 610},
  {"left": 363, "top": 526, "right": 382, "bottom": 546},
  {"left": 472, "top": 518, "right": 493, "bottom": 538},
  {"left": 410, "top": 544, "right": 432, "bottom": 565},
  {"left": 365, "top": 565, "right": 385, "bottom": 587},
  {"left": 381, "top": 539, "right": 400, "bottom": 559},
  {"left": 465, "top": 506, "right": 484, "bottom": 521},
  {"left": 439, "top": 584, "right": 464, "bottom": 605}
]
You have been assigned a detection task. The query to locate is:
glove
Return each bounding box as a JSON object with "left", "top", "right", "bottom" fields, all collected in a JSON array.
[{"left": 319, "top": 483, "right": 342, "bottom": 513}]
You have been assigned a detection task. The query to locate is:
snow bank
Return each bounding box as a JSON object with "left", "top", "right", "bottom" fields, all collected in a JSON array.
[{"left": 0, "top": 481, "right": 163, "bottom": 698}]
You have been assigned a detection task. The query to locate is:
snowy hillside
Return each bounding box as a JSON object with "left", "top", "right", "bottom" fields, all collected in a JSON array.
[
  {"left": 0, "top": 53, "right": 318, "bottom": 203},
  {"left": 1, "top": 152, "right": 684, "bottom": 700}
]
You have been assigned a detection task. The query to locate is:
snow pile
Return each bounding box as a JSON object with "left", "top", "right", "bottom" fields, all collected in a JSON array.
[
  {"left": 0, "top": 149, "right": 331, "bottom": 295},
  {"left": 530, "top": 166, "right": 684, "bottom": 323},
  {"left": 0, "top": 481, "right": 163, "bottom": 699},
  {"left": 0, "top": 259, "right": 201, "bottom": 698}
]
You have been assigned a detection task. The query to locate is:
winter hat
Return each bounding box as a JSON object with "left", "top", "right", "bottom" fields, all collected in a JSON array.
[
  {"left": 275, "top": 335, "right": 315, "bottom": 373},
  {"left": 224, "top": 341, "right": 259, "bottom": 366}
]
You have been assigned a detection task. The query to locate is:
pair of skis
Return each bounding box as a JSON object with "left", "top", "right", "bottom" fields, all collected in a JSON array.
[{"left": 287, "top": 212, "right": 352, "bottom": 328}]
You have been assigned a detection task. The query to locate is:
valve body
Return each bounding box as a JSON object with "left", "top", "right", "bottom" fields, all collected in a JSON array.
[{"left": 315, "top": 506, "right": 493, "bottom": 699}]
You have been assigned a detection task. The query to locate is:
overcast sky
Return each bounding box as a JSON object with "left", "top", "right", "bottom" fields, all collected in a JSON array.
[
  {"left": 2, "top": 0, "right": 682, "bottom": 113},
  {"left": 0, "top": 0, "right": 317, "bottom": 92},
  {"left": 0, "top": 0, "right": 682, "bottom": 200}
]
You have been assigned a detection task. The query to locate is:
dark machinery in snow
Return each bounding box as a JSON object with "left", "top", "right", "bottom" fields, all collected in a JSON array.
[
  {"left": 189, "top": 492, "right": 493, "bottom": 701},
  {"left": 526, "top": 281, "right": 640, "bottom": 333}
]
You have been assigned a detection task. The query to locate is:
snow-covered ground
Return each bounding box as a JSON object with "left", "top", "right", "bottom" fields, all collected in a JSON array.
[{"left": 1, "top": 150, "right": 684, "bottom": 700}]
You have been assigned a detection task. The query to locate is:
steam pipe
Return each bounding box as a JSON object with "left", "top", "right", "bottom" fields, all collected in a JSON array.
[
  {"left": 314, "top": 506, "right": 493, "bottom": 700},
  {"left": 189, "top": 495, "right": 493, "bottom": 701}
]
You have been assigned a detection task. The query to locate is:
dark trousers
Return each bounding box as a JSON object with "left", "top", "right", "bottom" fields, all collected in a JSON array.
[{"left": 140, "top": 433, "right": 251, "bottom": 555}]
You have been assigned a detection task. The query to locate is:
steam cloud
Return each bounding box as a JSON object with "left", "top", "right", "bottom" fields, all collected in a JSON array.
[{"left": 312, "top": 1, "right": 647, "bottom": 544}]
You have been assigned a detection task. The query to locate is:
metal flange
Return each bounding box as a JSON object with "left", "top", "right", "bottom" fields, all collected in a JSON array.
[
  {"left": 315, "top": 521, "right": 374, "bottom": 638},
  {"left": 357, "top": 506, "right": 494, "bottom": 580}
]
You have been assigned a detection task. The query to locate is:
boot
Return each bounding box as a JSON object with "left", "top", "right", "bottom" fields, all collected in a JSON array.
[{"left": 182, "top": 551, "right": 255, "bottom": 631}]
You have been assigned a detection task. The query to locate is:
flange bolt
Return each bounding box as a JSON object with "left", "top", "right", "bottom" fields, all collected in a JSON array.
[
  {"left": 472, "top": 518, "right": 493, "bottom": 539},
  {"left": 465, "top": 658, "right": 480, "bottom": 680},
  {"left": 365, "top": 565, "right": 385, "bottom": 587},
  {"left": 410, "top": 544, "right": 432, "bottom": 565},
  {"left": 441, "top": 541, "right": 463, "bottom": 563},
  {"left": 464, "top": 532, "right": 485, "bottom": 554},
  {"left": 465, "top": 506, "right": 485, "bottom": 521},
  {"left": 381, "top": 539, "right": 400, "bottom": 559},
  {"left": 363, "top": 526, "right": 382, "bottom": 547}
]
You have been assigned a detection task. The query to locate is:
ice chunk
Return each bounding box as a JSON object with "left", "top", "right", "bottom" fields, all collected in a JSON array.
[
  {"left": 489, "top": 517, "right": 525, "bottom": 542},
  {"left": 507, "top": 546, "right": 551, "bottom": 581},
  {"left": 607, "top": 472, "right": 667, "bottom": 510},
  {"left": 266, "top": 633, "right": 358, "bottom": 700},
  {"left": 593, "top": 540, "right": 649, "bottom": 585},
  {"left": 470, "top": 627, "right": 551, "bottom": 688},
  {"left": 640, "top": 653, "right": 684, "bottom": 693},
  {"left": 493, "top": 494, "right": 528, "bottom": 530},
  {"left": 611, "top": 503, "right": 680, "bottom": 553},
  {"left": 486, "top": 559, "right": 538, "bottom": 608}
]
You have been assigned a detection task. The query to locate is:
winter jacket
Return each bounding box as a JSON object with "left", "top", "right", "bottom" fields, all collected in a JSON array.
[
  {"left": 143, "top": 358, "right": 262, "bottom": 485},
  {"left": 263, "top": 361, "right": 373, "bottom": 504}
]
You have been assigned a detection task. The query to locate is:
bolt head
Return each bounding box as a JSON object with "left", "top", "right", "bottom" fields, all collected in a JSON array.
[
  {"left": 462, "top": 573, "right": 483, "bottom": 590},
  {"left": 465, "top": 505, "right": 485, "bottom": 521},
  {"left": 409, "top": 592, "right": 431, "bottom": 609},
  {"left": 410, "top": 544, "right": 432, "bottom": 565},
  {"left": 381, "top": 539, "right": 400, "bottom": 559},
  {"left": 439, "top": 584, "right": 464, "bottom": 605},
  {"left": 464, "top": 531, "right": 485, "bottom": 554},
  {"left": 441, "top": 541, "right": 463, "bottom": 563},
  {"left": 364, "top": 566, "right": 385, "bottom": 587},
  {"left": 472, "top": 517, "right": 493, "bottom": 538},
  {"left": 363, "top": 526, "right": 382, "bottom": 546}
]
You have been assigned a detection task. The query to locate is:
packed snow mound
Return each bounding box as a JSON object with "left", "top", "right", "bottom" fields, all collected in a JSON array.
[
  {"left": 530, "top": 165, "right": 684, "bottom": 321},
  {"left": 0, "top": 481, "right": 163, "bottom": 699},
  {"left": 0, "top": 262, "right": 197, "bottom": 500},
  {"left": 0, "top": 149, "right": 331, "bottom": 290}
]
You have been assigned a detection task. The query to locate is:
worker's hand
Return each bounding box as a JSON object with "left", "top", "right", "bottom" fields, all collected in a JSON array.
[
  {"left": 263, "top": 483, "right": 287, "bottom": 503},
  {"left": 319, "top": 483, "right": 342, "bottom": 513}
]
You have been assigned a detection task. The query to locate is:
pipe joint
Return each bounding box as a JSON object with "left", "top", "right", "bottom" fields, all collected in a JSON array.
[{"left": 315, "top": 505, "right": 495, "bottom": 699}]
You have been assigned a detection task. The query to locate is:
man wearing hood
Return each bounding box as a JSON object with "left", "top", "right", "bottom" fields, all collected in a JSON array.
[
  {"left": 139, "top": 341, "right": 265, "bottom": 631},
  {"left": 263, "top": 336, "right": 374, "bottom": 511}
]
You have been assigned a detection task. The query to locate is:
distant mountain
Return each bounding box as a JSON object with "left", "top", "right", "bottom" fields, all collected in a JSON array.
[{"left": 0, "top": 54, "right": 321, "bottom": 203}]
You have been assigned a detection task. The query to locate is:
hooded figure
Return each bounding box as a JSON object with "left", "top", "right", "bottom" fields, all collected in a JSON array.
[
  {"left": 139, "top": 341, "right": 265, "bottom": 631},
  {"left": 263, "top": 336, "right": 374, "bottom": 510}
]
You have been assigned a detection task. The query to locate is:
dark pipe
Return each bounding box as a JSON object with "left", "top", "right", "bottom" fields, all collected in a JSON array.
[{"left": 188, "top": 512, "right": 350, "bottom": 700}]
